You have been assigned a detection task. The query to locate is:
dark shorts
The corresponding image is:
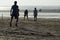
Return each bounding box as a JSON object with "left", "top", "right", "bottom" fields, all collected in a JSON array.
[
  {"left": 11, "top": 14, "right": 18, "bottom": 19},
  {"left": 34, "top": 15, "right": 37, "bottom": 18},
  {"left": 24, "top": 13, "right": 28, "bottom": 16}
]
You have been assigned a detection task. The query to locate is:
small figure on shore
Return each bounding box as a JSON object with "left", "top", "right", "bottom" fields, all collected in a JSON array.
[
  {"left": 33, "top": 8, "right": 38, "bottom": 21},
  {"left": 24, "top": 9, "right": 28, "bottom": 20},
  {"left": 39, "top": 9, "right": 42, "bottom": 12},
  {"left": 10, "top": 1, "right": 19, "bottom": 27}
]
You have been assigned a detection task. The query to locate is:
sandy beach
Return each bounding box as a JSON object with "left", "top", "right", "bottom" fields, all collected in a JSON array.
[{"left": 0, "top": 18, "right": 60, "bottom": 40}]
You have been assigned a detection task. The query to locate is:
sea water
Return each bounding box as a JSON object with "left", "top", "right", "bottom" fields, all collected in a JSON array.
[{"left": 0, "top": 11, "right": 60, "bottom": 18}]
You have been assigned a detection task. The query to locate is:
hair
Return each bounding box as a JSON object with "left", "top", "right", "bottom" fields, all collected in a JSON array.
[
  {"left": 14, "top": 1, "right": 17, "bottom": 4},
  {"left": 35, "top": 8, "right": 36, "bottom": 9}
]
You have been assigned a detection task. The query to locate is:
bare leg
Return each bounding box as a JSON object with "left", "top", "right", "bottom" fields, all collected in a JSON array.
[
  {"left": 34, "top": 16, "right": 35, "bottom": 21},
  {"left": 27, "top": 15, "right": 28, "bottom": 20},
  {"left": 24, "top": 15, "right": 25, "bottom": 20},
  {"left": 15, "top": 17, "right": 18, "bottom": 27},
  {"left": 10, "top": 16, "right": 13, "bottom": 27},
  {"left": 36, "top": 17, "right": 37, "bottom": 21},
  {"left": 36, "top": 16, "right": 37, "bottom": 21}
]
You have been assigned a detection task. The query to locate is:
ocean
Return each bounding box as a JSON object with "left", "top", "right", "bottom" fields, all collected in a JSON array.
[{"left": 0, "top": 11, "right": 60, "bottom": 19}]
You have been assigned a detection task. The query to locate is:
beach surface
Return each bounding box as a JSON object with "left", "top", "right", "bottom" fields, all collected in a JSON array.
[{"left": 0, "top": 18, "right": 60, "bottom": 40}]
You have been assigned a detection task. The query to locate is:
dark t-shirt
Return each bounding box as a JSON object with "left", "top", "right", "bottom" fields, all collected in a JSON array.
[
  {"left": 34, "top": 10, "right": 38, "bottom": 16},
  {"left": 24, "top": 10, "right": 28, "bottom": 16},
  {"left": 11, "top": 5, "right": 19, "bottom": 16}
]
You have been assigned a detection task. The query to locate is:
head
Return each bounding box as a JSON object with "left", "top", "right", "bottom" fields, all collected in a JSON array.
[
  {"left": 14, "top": 1, "right": 17, "bottom": 5},
  {"left": 26, "top": 9, "right": 27, "bottom": 10},
  {"left": 34, "top": 8, "right": 36, "bottom": 10}
]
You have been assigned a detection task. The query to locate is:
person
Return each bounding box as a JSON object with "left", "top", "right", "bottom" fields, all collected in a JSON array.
[
  {"left": 10, "top": 1, "right": 19, "bottom": 27},
  {"left": 33, "top": 8, "right": 38, "bottom": 21},
  {"left": 24, "top": 9, "right": 28, "bottom": 20}
]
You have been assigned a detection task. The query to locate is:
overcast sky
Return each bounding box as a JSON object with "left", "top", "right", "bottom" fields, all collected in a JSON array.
[{"left": 0, "top": 0, "right": 60, "bottom": 7}]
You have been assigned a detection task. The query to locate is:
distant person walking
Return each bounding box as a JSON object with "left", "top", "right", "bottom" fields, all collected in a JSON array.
[
  {"left": 10, "top": 1, "right": 19, "bottom": 27},
  {"left": 33, "top": 8, "right": 38, "bottom": 21},
  {"left": 24, "top": 9, "right": 28, "bottom": 20}
]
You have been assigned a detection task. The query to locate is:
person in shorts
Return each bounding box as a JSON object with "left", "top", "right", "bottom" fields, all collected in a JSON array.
[
  {"left": 33, "top": 8, "right": 38, "bottom": 21},
  {"left": 10, "top": 1, "right": 19, "bottom": 27},
  {"left": 24, "top": 9, "right": 28, "bottom": 20}
]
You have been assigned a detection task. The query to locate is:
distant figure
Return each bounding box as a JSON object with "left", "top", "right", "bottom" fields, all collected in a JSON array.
[
  {"left": 10, "top": 1, "right": 19, "bottom": 27},
  {"left": 24, "top": 9, "right": 28, "bottom": 20},
  {"left": 39, "top": 9, "right": 42, "bottom": 12},
  {"left": 33, "top": 8, "right": 38, "bottom": 21}
]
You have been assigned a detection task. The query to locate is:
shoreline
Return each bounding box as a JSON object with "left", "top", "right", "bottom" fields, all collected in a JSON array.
[
  {"left": 0, "top": 18, "right": 60, "bottom": 40},
  {"left": 0, "top": 17, "right": 60, "bottom": 19}
]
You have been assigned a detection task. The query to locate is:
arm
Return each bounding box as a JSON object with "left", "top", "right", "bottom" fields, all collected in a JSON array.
[
  {"left": 18, "top": 6, "right": 19, "bottom": 16},
  {"left": 18, "top": 9, "right": 19, "bottom": 16},
  {"left": 10, "top": 6, "right": 13, "bottom": 16}
]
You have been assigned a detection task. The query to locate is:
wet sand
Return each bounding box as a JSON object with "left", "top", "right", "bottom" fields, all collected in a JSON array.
[{"left": 0, "top": 18, "right": 60, "bottom": 40}]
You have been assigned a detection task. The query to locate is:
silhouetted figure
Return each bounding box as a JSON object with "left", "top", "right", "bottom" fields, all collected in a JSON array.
[
  {"left": 39, "top": 9, "right": 42, "bottom": 12},
  {"left": 24, "top": 9, "right": 28, "bottom": 20},
  {"left": 33, "top": 8, "right": 38, "bottom": 21},
  {"left": 10, "top": 1, "right": 19, "bottom": 27}
]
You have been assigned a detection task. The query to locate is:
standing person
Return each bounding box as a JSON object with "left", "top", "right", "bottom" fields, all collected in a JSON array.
[
  {"left": 24, "top": 9, "right": 28, "bottom": 20},
  {"left": 10, "top": 1, "right": 19, "bottom": 27},
  {"left": 33, "top": 8, "right": 38, "bottom": 21}
]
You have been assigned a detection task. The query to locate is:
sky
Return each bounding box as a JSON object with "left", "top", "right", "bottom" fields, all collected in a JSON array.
[
  {"left": 0, "top": 0, "right": 60, "bottom": 7},
  {"left": 0, "top": 0, "right": 60, "bottom": 10}
]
